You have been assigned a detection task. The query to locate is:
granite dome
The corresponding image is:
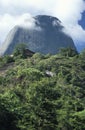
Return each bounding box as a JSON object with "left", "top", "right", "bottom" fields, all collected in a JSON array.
[{"left": 0, "top": 15, "right": 76, "bottom": 55}]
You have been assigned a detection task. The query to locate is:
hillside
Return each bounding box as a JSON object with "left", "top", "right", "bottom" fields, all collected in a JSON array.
[{"left": 0, "top": 48, "right": 85, "bottom": 130}]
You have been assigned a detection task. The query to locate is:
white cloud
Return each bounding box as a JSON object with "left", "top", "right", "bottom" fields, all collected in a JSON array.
[
  {"left": 0, "top": 0, "right": 85, "bottom": 47},
  {"left": 53, "top": 0, "right": 85, "bottom": 23},
  {"left": 0, "top": 13, "right": 41, "bottom": 44},
  {"left": 63, "top": 24, "right": 85, "bottom": 43},
  {"left": 53, "top": 0, "right": 85, "bottom": 45},
  {"left": 0, "top": 14, "right": 35, "bottom": 41},
  {"left": 15, "top": 14, "right": 36, "bottom": 28},
  {"left": 0, "top": 14, "right": 15, "bottom": 42}
]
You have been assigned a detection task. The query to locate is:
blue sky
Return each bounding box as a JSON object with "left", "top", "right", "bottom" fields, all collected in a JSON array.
[
  {"left": 78, "top": 11, "right": 85, "bottom": 51},
  {"left": 79, "top": 11, "right": 85, "bottom": 29},
  {"left": 0, "top": 0, "right": 85, "bottom": 51}
]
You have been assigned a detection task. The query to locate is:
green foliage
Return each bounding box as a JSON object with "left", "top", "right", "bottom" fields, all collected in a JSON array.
[
  {"left": 71, "top": 110, "right": 85, "bottom": 130},
  {"left": 13, "top": 43, "right": 28, "bottom": 58},
  {"left": 0, "top": 55, "right": 14, "bottom": 67},
  {"left": 0, "top": 47, "right": 85, "bottom": 130},
  {"left": 79, "top": 49, "right": 85, "bottom": 60},
  {"left": 3, "top": 55, "right": 14, "bottom": 63},
  {"left": 59, "top": 47, "right": 78, "bottom": 57}
]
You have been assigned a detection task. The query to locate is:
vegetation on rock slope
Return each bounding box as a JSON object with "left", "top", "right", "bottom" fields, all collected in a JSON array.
[{"left": 0, "top": 46, "right": 85, "bottom": 130}]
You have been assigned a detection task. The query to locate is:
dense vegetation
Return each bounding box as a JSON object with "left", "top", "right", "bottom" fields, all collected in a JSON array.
[{"left": 0, "top": 46, "right": 85, "bottom": 130}]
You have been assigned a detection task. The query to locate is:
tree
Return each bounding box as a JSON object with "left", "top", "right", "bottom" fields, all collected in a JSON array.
[
  {"left": 13, "top": 43, "right": 28, "bottom": 58},
  {"left": 59, "top": 47, "right": 78, "bottom": 57},
  {"left": 79, "top": 49, "right": 85, "bottom": 60},
  {"left": 27, "top": 79, "right": 59, "bottom": 130},
  {"left": 0, "top": 92, "right": 20, "bottom": 130}
]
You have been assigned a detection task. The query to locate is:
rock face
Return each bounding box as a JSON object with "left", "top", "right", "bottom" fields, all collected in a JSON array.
[{"left": 0, "top": 15, "right": 76, "bottom": 55}]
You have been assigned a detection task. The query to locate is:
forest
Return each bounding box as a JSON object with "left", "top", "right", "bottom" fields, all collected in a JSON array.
[{"left": 0, "top": 46, "right": 85, "bottom": 130}]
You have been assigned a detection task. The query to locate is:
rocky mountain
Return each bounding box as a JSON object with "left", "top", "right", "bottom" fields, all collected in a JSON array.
[{"left": 0, "top": 15, "right": 76, "bottom": 55}]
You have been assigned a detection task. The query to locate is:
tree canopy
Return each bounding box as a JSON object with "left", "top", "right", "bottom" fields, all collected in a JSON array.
[{"left": 0, "top": 47, "right": 85, "bottom": 130}]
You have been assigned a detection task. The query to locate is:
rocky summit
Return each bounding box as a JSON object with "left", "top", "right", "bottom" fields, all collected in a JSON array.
[{"left": 0, "top": 15, "right": 76, "bottom": 55}]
